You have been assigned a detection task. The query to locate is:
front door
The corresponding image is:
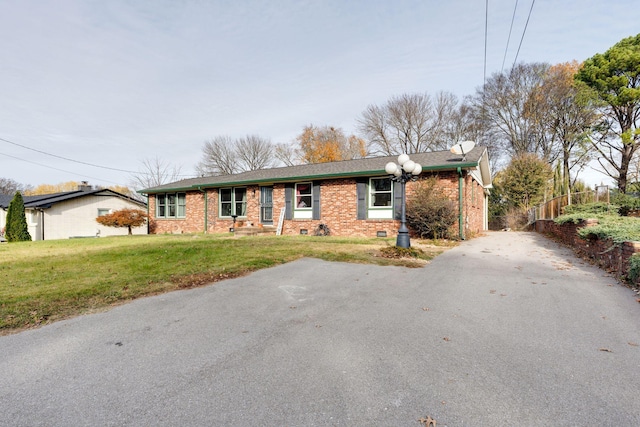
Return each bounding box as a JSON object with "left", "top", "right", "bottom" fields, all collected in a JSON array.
[{"left": 260, "top": 186, "right": 273, "bottom": 225}]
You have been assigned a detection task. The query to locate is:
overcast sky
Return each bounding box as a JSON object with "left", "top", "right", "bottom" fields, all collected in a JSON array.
[{"left": 1, "top": 0, "right": 637, "bottom": 189}]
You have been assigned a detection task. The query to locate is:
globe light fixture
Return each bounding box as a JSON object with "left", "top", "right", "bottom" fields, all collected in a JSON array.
[{"left": 386, "top": 154, "right": 422, "bottom": 248}]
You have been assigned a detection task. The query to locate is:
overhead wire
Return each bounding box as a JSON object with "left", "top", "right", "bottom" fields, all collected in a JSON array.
[
  {"left": 501, "top": 0, "right": 519, "bottom": 72},
  {"left": 512, "top": 0, "right": 536, "bottom": 68},
  {"left": 0, "top": 135, "right": 195, "bottom": 179},
  {"left": 0, "top": 151, "right": 126, "bottom": 186},
  {"left": 0, "top": 136, "right": 139, "bottom": 174}
]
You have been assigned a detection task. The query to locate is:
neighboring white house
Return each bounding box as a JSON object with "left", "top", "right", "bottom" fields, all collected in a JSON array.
[{"left": 0, "top": 183, "right": 147, "bottom": 240}]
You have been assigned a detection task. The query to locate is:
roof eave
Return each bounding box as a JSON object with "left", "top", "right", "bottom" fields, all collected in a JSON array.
[{"left": 140, "top": 161, "right": 482, "bottom": 193}]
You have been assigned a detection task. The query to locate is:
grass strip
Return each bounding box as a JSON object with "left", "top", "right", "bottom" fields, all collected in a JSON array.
[{"left": 1, "top": 234, "right": 453, "bottom": 334}]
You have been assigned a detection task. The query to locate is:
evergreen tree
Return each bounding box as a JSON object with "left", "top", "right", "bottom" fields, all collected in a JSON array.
[{"left": 6, "top": 191, "right": 32, "bottom": 242}]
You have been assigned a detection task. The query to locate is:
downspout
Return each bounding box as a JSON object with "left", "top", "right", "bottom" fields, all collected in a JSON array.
[
  {"left": 145, "top": 196, "right": 150, "bottom": 235},
  {"left": 40, "top": 209, "right": 45, "bottom": 241},
  {"left": 198, "top": 187, "right": 208, "bottom": 233},
  {"left": 457, "top": 167, "right": 465, "bottom": 240}
]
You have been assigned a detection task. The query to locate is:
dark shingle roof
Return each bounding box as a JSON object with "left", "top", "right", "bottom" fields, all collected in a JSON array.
[
  {"left": 141, "top": 147, "right": 490, "bottom": 193},
  {"left": 0, "top": 189, "right": 146, "bottom": 209}
]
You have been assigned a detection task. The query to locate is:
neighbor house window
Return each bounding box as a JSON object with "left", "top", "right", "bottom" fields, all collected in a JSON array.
[
  {"left": 294, "top": 182, "right": 313, "bottom": 219},
  {"left": 156, "top": 193, "right": 186, "bottom": 218},
  {"left": 219, "top": 188, "right": 247, "bottom": 217},
  {"left": 368, "top": 177, "right": 393, "bottom": 219},
  {"left": 97, "top": 208, "right": 110, "bottom": 217}
]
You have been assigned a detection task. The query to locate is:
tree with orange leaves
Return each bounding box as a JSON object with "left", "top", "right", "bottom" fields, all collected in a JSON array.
[
  {"left": 297, "top": 125, "right": 367, "bottom": 164},
  {"left": 526, "top": 61, "right": 597, "bottom": 193},
  {"left": 96, "top": 208, "right": 148, "bottom": 235}
]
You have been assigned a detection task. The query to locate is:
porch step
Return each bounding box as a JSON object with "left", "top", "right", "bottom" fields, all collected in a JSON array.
[{"left": 234, "top": 226, "right": 277, "bottom": 237}]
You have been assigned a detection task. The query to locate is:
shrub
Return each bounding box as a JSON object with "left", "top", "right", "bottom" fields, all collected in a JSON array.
[
  {"left": 5, "top": 191, "right": 31, "bottom": 242},
  {"left": 96, "top": 208, "right": 148, "bottom": 235},
  {"left": 628, "top": 253, "right": 640, "bottom": 284},
  {"left": 611, "top": 193, "right": 640, "bottom": 216},
  {"left": 406, "top": 178, "right": 457, "bottom": 239}
]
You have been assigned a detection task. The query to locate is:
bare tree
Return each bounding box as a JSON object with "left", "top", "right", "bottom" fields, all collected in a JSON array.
[
  {"left": 130, "top": 156, "right": 183, "bottom": 190},
  {"left": 358, "top": 92, "right": 458, "bottom": 155},
  {"left": 236, "top": 135, "right": 277, "bottom": 171},
  {"left": 274, "top": 142, "right": 299, "bottom": 167},
  {"left": 0, "top": 178, "right": 31, "bottom": 195},
  {"left": 473, "top": 63, "right": 550, "bottom": 159},
  {"left": 196, "top": 135, "right": 277, "bottom": 176},
  {"left": 195, "top": 136, "right": 237, "bottom": 176}
]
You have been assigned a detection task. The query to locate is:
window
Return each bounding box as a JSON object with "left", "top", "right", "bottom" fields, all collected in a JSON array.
[
  {"left": 295, "top": 183, "right": 312, "bottom": 209},
  {"left": 156, "top": 193, "right": 186, "bottom": 218},
  {"left": 294, "top": 182, "right": 313, "bottom": 219},
  {"left": 97, "top": 208, "right": 110, "bottom": 217},
  {"left": 219, "top": 188, "right": 247, "bottom": 217},
  {"left": 368, "top": 178, "right": 393, "bottom": 219}
]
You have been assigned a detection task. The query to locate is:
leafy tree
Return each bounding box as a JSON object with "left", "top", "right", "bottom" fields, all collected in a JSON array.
[
  {"left": 499, "top": 154, "right": 553, "bottom": 210},
  {"left": 25, "top": 181, "right": 81, "bottom": 195},
  {"left": 576, "top": 33, "right": 640, "bottom": 193},
  {"left": 96, "top": 208, "right": 148, "bottom": 235},
  {"left": 406, "top": 177, "right": 457, "bottom": 239},
  {"left": 195, "top": 135, "right": 276, "bottom": 176},
  {"left": 358, "top": 92, "right": 459, "bottom": 155},
  {"left": 528, "top": 61, "right": 598, "bottom": 193},
  {"left": 5, "top": 191, "right": 31, "bottom": 242},
  {"left": 296, "top": 125, "right": 367, "bottom": 164}
]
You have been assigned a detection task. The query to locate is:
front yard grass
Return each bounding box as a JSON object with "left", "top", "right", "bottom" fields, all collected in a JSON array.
[{"left": 0, "top": 233, "right": 455, "bottom": 334}]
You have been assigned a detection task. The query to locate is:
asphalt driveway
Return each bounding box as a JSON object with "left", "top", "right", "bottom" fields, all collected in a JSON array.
[{"left": 1, "top": 232, "right": 639, "bottom": 426}]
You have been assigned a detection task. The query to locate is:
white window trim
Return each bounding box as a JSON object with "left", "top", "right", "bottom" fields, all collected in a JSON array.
[
  {"left": 368, "top": 177, "right": 393, "bottom": 212},
  {"left": 294, "top": 182, "right": 313, "bottom": 218}
]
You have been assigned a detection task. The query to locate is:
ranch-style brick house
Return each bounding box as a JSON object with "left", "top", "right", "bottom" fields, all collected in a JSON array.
[{"left": 141, "top": 147, "right": 492, "bottom": 239}]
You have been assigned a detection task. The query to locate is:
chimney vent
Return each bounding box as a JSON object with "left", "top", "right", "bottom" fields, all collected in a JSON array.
[{"left": 78, "top": 181, "right": 92, "bottom": 192}]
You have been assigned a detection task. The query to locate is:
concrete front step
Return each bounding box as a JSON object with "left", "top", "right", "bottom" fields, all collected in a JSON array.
[{"left": 234, "top": 226, "right": 277, "bottom": 237}]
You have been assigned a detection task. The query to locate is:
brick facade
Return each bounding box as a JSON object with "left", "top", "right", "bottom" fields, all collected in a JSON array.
[{"left": 149, "top": 171, "right": 487, "bottom": 239}]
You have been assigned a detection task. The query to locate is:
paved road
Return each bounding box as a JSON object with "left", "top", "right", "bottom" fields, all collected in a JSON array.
[{"left": 1, "top": 232, "right": 639, "bottom": 426}]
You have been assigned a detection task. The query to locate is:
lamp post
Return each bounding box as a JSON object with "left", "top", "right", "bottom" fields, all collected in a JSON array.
[{"left": 385, "top": 154, "right": 422, "bottom": 248}]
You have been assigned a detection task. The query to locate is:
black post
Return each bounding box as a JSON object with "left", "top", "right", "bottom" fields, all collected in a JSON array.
[{"left": 396, "top": 179, "right": 410, "bottom": 248}]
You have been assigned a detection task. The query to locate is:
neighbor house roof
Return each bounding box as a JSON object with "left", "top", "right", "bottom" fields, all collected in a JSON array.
[
  {"left": 141, "top": 147, "right": 492, "bottom": 194},
  {"left": 0, "top": 189, "right": 146, "bottom": 210}
]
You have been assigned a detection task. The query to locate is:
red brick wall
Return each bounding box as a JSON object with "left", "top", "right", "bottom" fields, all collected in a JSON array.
[
  {"left": 149, "top": 171, "right": 487, "bottom": 239},
  {"left": 536, "top": 219, "right": 640, "bottom": 285}
]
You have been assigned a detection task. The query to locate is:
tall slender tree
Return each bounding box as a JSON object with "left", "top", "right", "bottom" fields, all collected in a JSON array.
[
  {"left": 576, "top": 33, "right": 640, "bottom": 193},
  {"left": 5, "top": 191, "right": 31, "bottom": 242}
]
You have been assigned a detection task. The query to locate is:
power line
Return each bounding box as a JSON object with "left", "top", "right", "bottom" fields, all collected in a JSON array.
[
  {"left": 0, "top": 136, "right": 140, "bottom": 174},
  {"left": 501, "top": 0, "right": 519, "bottom": 72},
  {"left": 512, "top": 0, "right": 536, "bottom": 68},
  {"left": 484, "top": 0, "right": 489, "bottom": 87},
  {"left": 0, "top": 151, "right": 127, "bottom": 186},
  {"left": 0, "top": 135, "right": 195, "bottom": 178}
]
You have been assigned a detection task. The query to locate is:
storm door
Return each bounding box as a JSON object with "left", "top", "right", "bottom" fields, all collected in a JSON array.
[{"left": 260, "top": 186, "right": 273, "bottom": 225}]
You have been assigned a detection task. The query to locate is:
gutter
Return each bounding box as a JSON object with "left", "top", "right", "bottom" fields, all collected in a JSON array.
[
  {"left": 140, "top": 162, "right": 482, "bottom": 194},
  {"left": 197, "top": 187, "right": 208, "bottom": 233},
  {"left": 457, "top": 167, "right": 465, "bottom": 240}
]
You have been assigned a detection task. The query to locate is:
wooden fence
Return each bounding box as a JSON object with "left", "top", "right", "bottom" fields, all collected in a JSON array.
[{"left": 528, "top": 186, "right": 610, "bottom": 222}]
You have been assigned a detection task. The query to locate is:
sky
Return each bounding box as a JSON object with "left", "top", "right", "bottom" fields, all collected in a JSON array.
[{"left": 1, "top": 0, "right": 638, "bottom": 190}]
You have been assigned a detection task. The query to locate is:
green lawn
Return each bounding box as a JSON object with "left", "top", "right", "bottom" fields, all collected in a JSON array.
[{"left": 0, "top": 233, "right": 453, "bottom": 334}]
